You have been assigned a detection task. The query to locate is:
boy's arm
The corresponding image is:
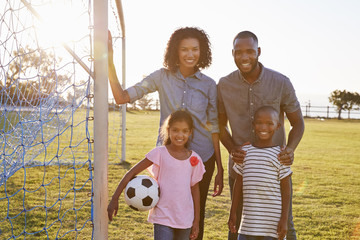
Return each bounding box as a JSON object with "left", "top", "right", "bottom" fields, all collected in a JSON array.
[
  {"left": 190, "top": 183, "right": 201, "bottom": 240},
  {"left": 211, "top": 133, "right": 224, "bottom": 197},
  {"left": 107, "top": 158, "right": 153, "bottom": 221},
  {"left": 278, "top": 174, "right": 291, "bottom": 239},
  {"left": 279, "top": 109, "right": 304, "bottom": 165},
  {"left": 228, "top": 174, "right": 243, "bottom": 233}
]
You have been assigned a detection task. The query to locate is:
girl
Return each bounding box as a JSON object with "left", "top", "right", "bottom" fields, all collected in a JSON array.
[
  {"left": 108, "top": 27, "right": 223, "bottom": 240},
  {"left": 107, "top": 110, "right": 206, "bottom": 240}
]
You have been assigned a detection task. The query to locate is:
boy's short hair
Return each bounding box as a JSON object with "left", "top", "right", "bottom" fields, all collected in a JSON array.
[{"left": 254, "top": 106, "right": 279, "bottom": 120}]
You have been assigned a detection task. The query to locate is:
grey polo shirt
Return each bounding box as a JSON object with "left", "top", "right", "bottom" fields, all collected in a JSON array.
[
  {"left": 127, "top": 68, "right": 219, "bottom": 162},
  {"left": 217, "top": 63, "right": 300, "bottom": 178}
]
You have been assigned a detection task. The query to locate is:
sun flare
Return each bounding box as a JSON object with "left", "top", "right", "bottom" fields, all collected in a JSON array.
[{"left": 34, "top": 1, "right": 89, "bottom": 47}]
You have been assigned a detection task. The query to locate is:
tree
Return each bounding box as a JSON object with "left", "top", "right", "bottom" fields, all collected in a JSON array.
[
  {"left": 137, "top": 95, "right": 153, "bottom": 110},
  {"left": 329, "top": 90, "right": 359, "bottom": 119},
  {"left": 1, "top": 46, "right": 69, "bottom": 106},
  {"left": 354, "top": 92, "right": 360, "bottom": 109}
]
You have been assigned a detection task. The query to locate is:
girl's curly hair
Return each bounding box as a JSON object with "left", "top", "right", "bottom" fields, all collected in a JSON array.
[{"left": 163, "top": 27, "right": 212, "bottom": 73}]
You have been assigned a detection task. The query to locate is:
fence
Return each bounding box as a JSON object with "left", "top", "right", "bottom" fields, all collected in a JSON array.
[{"left": 301, "top": 105, "right": 360, "bottom": 119}]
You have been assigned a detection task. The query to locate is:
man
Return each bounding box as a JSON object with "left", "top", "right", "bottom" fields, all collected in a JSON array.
[{"left": 218, "top": 31, "right": 305, "bottom": 240}]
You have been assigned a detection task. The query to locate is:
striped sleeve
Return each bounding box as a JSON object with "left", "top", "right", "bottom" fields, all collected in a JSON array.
[
  {"left": 279, "top": 164, "right": 292, "bottom": 180},
  {"left": 232, "top": 163, "right": 243, "bottom": 175}
]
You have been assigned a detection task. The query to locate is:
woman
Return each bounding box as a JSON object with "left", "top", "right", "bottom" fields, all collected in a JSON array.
[{"left": 108, "top": 27, "right": 223, "bottom": 240}]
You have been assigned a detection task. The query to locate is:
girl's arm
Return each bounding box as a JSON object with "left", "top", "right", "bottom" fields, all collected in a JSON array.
[
  {"left": 211, "top": 133, "right": 224, "bottom": 197},
  {"left": 277, "top": 174, "right": 291, "bottom": 239},
  {"left": 228, "top": 174, "right": 243, "bottom": 233},
  {"left": 108, "top": 30, "right": 130, "bottom": 105},
  {"left": 190, "top": 183, "right": 200, "bottom": 240},
  {"left": 107, "top": 158, "right": 153, "bottom": 221}
]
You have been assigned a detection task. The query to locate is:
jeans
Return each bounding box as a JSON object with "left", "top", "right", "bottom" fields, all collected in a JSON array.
[
  {"left": 238, "top": 234, "right": 277, "bottom": 240},
  {"left": 154, "top": 224, "right": 191, "bottom": 240},
  {"left": 228, "top": 175, "right": 296, "bottom": 240},
  {"left": 195, "top": 154, "right": 216, "bottom": 240}
]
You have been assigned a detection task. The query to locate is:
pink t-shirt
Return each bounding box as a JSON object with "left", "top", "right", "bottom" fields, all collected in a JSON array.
[{"left": 146, "top": 146, "right": 205, "bottom": 229}]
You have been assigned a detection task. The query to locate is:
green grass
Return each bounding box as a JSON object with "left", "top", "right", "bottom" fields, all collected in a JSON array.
[
  {"left": 108, "top": 113, "right": 360, "bottom": 240},
  {"left": 1, "top": 110, "right": 360, "bottom": 239},
  {"left": 290, "top": 118, "right": 360, "bottom": 239}
]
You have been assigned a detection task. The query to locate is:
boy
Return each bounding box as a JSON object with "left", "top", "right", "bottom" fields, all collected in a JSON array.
[{"left": 228, "top": 106, "right": 292, "bottom": 240}]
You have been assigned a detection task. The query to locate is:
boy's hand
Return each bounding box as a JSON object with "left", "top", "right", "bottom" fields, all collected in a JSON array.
[
  {"left": 277, "top": 216, "right": 288, "bottom": 239},
  {"left": 190, "top": 222, "right": 199, "bottom": 240},
  {"left": 107, "top": 198, "right": 119, "bottom": 221},
  {"left": 278, "top": 146, "right": 294, "bottom": 166},
  {"left": 228, "top": 213, "right": 237, "bottom": 233}
]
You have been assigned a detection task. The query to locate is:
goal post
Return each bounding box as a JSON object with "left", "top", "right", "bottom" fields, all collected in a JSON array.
[{"left": 93, "top": 0, "right": 109, "bottom": 238}]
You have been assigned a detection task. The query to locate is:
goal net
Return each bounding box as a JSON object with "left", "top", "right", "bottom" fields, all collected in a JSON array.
[{"left": 0, "top": 0, "right": 123, "bottom": 238}]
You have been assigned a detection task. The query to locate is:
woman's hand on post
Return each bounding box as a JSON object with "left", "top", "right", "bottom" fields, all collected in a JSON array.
[{"left": 108, "top": 30, "right": 114, "bottom": 61}]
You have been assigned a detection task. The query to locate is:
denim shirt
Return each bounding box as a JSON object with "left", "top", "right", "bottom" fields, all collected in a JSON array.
[{"left": 127, "top": 68, "right": 219, "bottom": 162}]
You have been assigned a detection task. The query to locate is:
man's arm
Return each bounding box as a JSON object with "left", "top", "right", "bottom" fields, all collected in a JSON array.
[
  {"left": 279, "top": 108, "right": 305, "bottom": 165},
  {"left": 218, "top": 112, "right": 234, "bottom": 153},
  {"left": 219, "top": 112, "right": 246, "bottom": 164},
  {"left": 108, "top": 31, "right": 130, "bottom": 104}
]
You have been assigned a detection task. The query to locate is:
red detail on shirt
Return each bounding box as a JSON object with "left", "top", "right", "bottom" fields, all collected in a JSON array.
[{"left": 190, "top": 156, "right": 199, "bottom": 166}]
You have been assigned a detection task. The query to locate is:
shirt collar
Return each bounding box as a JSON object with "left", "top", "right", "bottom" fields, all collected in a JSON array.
[
  {"left": 238, "top": 62, "right": 264, "bottom": 84},
  {"left": 176, "top": 68, "right": 202, "bottom": 80}
]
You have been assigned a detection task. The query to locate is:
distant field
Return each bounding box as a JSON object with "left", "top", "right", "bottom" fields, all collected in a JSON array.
[{"left": 108, "top": 111, "right": 360, "bottom": 240}]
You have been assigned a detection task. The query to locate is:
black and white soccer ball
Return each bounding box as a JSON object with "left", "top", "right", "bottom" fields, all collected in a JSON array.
[{"left": 124, "top": 175, "right": 160, "bottom": 211}]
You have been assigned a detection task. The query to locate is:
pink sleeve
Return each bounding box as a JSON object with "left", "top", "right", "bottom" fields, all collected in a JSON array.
[
  {"left": 146, "top": 147, "right": 161, "bottom": 180},
  {"left": 190, "top": 153, "right": 206, "bottom": 187}
]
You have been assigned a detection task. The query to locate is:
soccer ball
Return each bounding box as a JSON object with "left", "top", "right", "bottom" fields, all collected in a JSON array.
[{"left": 124, "top": 175, "right": 160, "bottom": 211}]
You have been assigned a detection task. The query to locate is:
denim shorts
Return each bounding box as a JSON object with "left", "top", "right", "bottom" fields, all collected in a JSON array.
[
  {"left": 238, "top": 234, "right": 278, "bottom": 240},
  {"left": 153, "top": 223, "right": 191, "bottom": 240}
]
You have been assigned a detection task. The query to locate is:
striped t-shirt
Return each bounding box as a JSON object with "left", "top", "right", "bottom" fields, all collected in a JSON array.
[{"left": 233, "top": 144, "right": 292, "bottom": 238}]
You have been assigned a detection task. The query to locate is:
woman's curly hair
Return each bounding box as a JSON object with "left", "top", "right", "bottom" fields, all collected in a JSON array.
[{"left": 163, "top": 27, "right": 212, "bottom": 73}]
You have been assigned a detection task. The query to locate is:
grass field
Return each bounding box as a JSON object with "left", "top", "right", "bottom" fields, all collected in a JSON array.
[
  {"left": 107, "top": 111, "right": 360, "bottom": 240},
  {"left": 1, "top": 110, "right": 360, "bottom": 239}
]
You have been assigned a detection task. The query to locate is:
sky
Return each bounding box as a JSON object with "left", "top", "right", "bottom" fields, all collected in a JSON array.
[
  {"left": 111, "top": 0, "right": 360, "bottom": 106},
  {"left": 1, "top": 0, "right": 359, "bottom": 107}
]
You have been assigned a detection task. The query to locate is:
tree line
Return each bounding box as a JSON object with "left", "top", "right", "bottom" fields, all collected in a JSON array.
[
  {"left": 2, "top": 47, "right": 359, "bottom": 119},
  {"left": 329, "top": 90, "right": 360, "bottom": 119}
]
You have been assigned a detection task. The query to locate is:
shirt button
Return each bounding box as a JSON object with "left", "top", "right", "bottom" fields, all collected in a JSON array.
[
  {"left": 250, "top": 102, "right": 254, "bottom": 105},
  {"left": 184, "top": 91, "right": 186, "bottom": 93},
  {"left": 249, "top": 88, "right": 252, "bottom": 91}
]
